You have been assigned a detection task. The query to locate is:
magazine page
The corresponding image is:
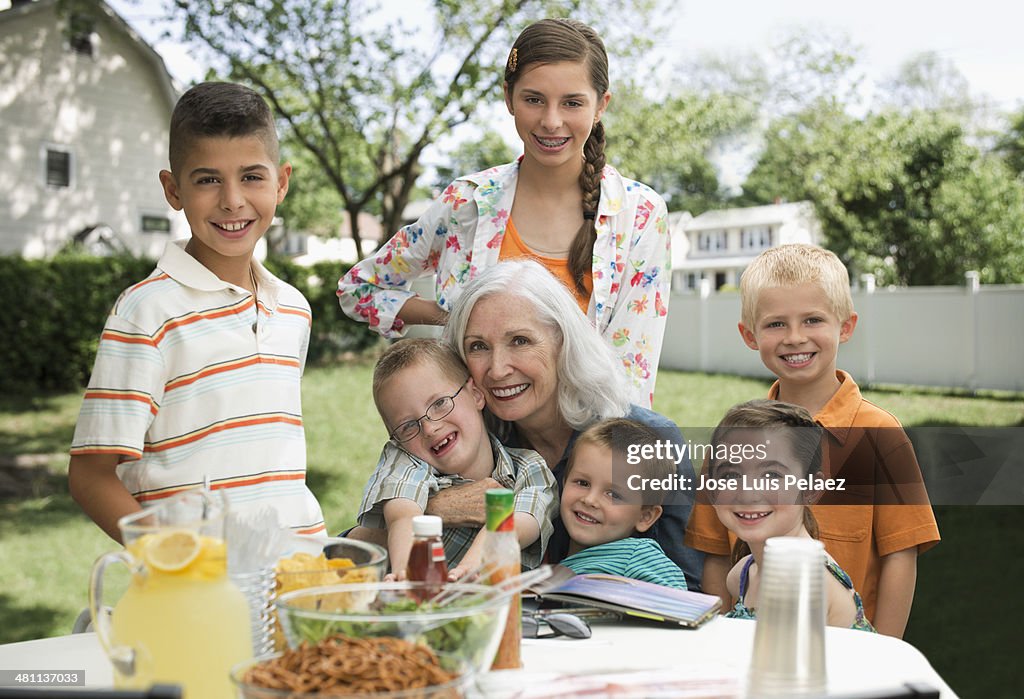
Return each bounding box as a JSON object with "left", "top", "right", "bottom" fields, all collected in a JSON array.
[{"left": 529, "top": 568, "right": 721, "bottom": 627}]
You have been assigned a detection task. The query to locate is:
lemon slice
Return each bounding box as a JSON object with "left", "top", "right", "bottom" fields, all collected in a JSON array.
[{"left": 144, "top": 529, "right": 201, "bottom": 572}]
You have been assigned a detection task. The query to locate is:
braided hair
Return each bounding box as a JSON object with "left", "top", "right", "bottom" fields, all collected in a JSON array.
[{"left": 505, "top": 19, "right": 609, "bottom": 297}]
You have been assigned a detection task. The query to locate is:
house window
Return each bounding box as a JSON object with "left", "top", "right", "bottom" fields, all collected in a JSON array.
[
  {"left": 282, "top": 233, "right": 308, "bottom": 256},
  {"left": 696, "top": 231, "right": 727, "bottom": 253},
  {"left": 45, "top": 147, "right": 73, "bottom": 188},
  {"left": 68, "top": 13, "right": 96, "bottom": 57},
  {"left": 741, "top": 226, "right": 773, "bottom": 250},
  {"left": 141, "top": 215, "right": 171, "bottom": 233}
]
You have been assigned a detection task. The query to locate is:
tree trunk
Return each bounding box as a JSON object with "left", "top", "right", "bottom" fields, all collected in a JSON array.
[
  {"left": 381, "top": 161, "right": 422, "bottom": 243},
  {"left": 346, "top": 204, "right": 366, "bottom": 260}
]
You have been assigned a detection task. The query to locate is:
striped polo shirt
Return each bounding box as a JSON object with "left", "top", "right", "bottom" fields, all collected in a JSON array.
[{"left": 71, "top": 240, "right": 325, "bottom": 534}]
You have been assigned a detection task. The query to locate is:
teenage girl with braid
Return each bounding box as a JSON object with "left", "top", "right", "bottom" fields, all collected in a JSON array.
[{"left": 338, "top": 18, "right": 672, "bottom": 408}]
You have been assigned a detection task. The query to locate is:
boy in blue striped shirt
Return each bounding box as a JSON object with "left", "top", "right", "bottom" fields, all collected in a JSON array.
[{"left": 558, "top": 418, "right": 687, "bottom": 589}]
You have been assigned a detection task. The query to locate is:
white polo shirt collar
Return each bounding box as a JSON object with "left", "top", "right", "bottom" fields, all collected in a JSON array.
[{"left": 158, "top": 239, "right": 281, "bottom": 309}]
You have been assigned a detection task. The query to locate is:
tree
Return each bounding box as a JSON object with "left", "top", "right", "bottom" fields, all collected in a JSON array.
[
  {"left": 272, "top": 145, "right": 346, "bottom": 254},
  {"left": 432, "top": 126, "right": 517, "bottom": 191},
  {"left": 164, "top": 0, "right": 657, "bottom": 254},
  {"left": 676, "top": 29, "right": 866, "bottom": 121},
  {"left": 743, "top": 105, "right": 1024, "bottom": 285},
  {"left": 996, "top": 107, "right": 1024, "bottom": 177},
  {"left": 878, "top": 51, "right": 974, "bottom": 116},
  {"left": 602, "top": 84, "right": 753, "bottom": 213}
]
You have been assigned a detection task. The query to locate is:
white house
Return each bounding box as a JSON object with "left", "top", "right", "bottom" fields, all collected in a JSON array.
[
  {"left": 0, "top": 0, "right": 186, "bottom": 258},
  {"left": 277, "top": 198, "right": 433, "bottom": 266},
  {"left": 670, "top": 201, "right": 823, "bottom": 292}
]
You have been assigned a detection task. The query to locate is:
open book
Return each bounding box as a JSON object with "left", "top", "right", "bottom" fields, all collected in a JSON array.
[{"left": 527, "top": 566, "right": 722, "bottom": 628}]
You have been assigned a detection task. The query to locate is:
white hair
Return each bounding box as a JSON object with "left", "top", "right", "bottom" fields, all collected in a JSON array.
[{"left": 442, "top": 259, "right": 629, "bottom": 430}]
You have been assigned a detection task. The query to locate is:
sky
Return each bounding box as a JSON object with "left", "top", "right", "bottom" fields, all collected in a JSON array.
[
  {"left": 75, "top": 0, "right": 1022, "bottom": 194},
  {"left": 663, "top": 0, "right": 1024, "bottom": 111},
  {"left": 91, "top": 0, "right": 1024, "bottom": 112}
]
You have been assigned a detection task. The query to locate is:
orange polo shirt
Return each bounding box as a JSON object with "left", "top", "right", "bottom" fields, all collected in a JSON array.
[
  {"left": 498, "top": 218, "right": 592, "bottom": 314},
  {"left": 684, "top": 370, "right": 940, "bottom": 622}
]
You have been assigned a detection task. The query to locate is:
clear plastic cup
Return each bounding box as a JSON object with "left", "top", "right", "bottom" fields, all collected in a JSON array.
[{"left": 747, "top": 537, "right": 828, "bottom": 697}]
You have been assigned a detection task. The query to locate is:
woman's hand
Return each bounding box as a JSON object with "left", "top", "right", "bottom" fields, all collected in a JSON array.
[{"left": 424, "top": 477, "right": 500, "bottom": 526}]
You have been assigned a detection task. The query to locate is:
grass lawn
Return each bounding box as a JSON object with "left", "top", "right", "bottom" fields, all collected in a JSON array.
[{"left": 1, "top": 365, "right": 1021, "bottom": 696}]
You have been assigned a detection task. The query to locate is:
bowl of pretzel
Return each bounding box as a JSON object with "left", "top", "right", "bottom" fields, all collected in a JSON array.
[{"left": 232, "top": 581, "right": 510, "bottom": 697}]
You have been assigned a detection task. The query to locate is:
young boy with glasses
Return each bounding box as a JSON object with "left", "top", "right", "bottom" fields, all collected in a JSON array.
[{"left": 353, "top": 339, "right": 557, "bottom": 579}]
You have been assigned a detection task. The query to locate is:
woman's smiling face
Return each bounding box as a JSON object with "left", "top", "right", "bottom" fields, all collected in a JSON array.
[{"left": 461, "top": 294, "right": 562, "bottom": 429}]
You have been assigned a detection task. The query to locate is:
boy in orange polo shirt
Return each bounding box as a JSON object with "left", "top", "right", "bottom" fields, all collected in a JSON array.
[{"left": 684, "top": 244, "right": 939, "bottom": 637}]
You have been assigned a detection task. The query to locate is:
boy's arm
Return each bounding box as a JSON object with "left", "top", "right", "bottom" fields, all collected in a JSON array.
[
  {"left": 68, "top": 454, "right": 141, "bottom": 544},
  {"left": 513, "top": 512, "right": 540, "bottom": 550},
  {"left": 448, "top": 510, "right": 539, "bottom": 580},
  {"left": 873, "top": 547, "right": 917, "bottom": 638},
  {"left": 382, "top": 498, "right": 425, "bottom": 581},
  {"left": 447, "top": 529, "right": 486, "bottom": 581},
  {"left": 357, "top": 442, "right": 436, "bottom": 530},
  {"left": 503, "top": 447, "right": 557, "bottom": 567}
]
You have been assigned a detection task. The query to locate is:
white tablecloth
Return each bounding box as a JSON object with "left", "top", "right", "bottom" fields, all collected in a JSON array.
[{"left": 0, "top": 617, "right": 957, "bottom": 697}]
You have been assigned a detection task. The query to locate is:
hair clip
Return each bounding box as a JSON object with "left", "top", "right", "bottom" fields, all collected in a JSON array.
[
  {"left": 508, "top": 47, "right": 518, "bottom": 73},
  {"left": 583, "top": 211, "right": 597, "bottom": 220}
]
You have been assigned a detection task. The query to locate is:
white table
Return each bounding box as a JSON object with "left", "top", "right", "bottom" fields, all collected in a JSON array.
[{"left": 0, "top": 617, "right": 957, "bottom": 697}]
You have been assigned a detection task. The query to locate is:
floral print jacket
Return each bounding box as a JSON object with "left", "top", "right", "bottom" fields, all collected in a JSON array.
[{"left": 337, "top": 160, "right": 671, "bottom": 407}]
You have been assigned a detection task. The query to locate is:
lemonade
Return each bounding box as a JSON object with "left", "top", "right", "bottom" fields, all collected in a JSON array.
[{"left": 107, "top": 530, "right": 252, "bottom": 697}]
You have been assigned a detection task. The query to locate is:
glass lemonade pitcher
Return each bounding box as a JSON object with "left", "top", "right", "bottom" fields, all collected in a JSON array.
[{"left": 89, "top": 489, "right": 252, "bottom": 697}]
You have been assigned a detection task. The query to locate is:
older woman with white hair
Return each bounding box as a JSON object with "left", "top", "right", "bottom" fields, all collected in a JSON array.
[{"left": 429, "top": 259, "right": 703, "bottom": 589}]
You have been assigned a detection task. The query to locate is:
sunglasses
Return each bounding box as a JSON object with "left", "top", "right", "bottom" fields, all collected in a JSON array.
[{"left": 521, "top": 612, "right": 592, "bottom": 639}]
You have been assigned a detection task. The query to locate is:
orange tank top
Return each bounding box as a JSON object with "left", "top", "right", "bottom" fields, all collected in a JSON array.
[{"left": 498, "top": 218, "right": 593, "bottom": 314}]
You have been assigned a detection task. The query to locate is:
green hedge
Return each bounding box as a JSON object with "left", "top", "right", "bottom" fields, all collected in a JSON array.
[
  {"left": 262, "top": 258, "right": 380, "bottom": 363},
  {"left": 0, "top": 254, "right": 379, "bottom": 395}
]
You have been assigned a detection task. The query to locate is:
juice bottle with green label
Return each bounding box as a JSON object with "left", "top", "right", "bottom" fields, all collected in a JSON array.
[{"left": 481, "top": 488, "right": 521, "bottom": 669}]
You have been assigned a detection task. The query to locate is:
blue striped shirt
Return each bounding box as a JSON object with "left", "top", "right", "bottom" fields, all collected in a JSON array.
[{"left": 559, "top": 537, "right": 687, "bottom": 589}]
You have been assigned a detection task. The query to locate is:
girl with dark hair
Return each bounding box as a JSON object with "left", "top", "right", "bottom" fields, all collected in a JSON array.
[
  {"left": 338, "top": 18, "right": 671, "bottom": 408},
  {"left": 707, "top": 400, "right": 875, "bottom": 631}
]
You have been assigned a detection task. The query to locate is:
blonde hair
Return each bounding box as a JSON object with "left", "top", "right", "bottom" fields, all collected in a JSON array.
[
  {"left": 740, "top": 244, "right": 854, "bottom": 330},
  {"left": 371, "top": 339, "right": 468, "bottom": 423}
]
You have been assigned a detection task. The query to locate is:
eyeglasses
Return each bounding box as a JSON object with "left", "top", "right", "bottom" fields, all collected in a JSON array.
[
  {"left": 389, "top": 380, "right": 468, "bottom": 443},
  {"left": 521, "top": 612, "right": 592, "bottom": 639}
]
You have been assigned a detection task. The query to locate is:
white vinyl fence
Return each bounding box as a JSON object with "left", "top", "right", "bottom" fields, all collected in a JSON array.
[{"left": 661, "top": 274, "right": 1024, "bottom": 393}]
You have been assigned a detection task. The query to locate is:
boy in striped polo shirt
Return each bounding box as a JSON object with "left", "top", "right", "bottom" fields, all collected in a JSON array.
[
  {"left": 558, "top": 418, "right": 687, "bottom": 589},
  {"left": 69, "top": 82, "right": 325, "bottom": 541}
]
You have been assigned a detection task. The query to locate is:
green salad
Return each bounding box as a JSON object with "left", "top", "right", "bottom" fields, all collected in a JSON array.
[{"left": 286, "top": 596, "right": 501, "bottom": 671}]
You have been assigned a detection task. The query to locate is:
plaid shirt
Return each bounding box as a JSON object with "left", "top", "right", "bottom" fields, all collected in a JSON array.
[{"left": 357, "top": 433, "right": 557, "bottom": 569}]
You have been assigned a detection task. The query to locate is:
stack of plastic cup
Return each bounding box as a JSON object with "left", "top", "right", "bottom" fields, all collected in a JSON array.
[
  {"left": 229, "top": 566, "right": 276, "bottom": 657},
  {"left": 746, "top": 537, "right": 828, "bottom": 697}
]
